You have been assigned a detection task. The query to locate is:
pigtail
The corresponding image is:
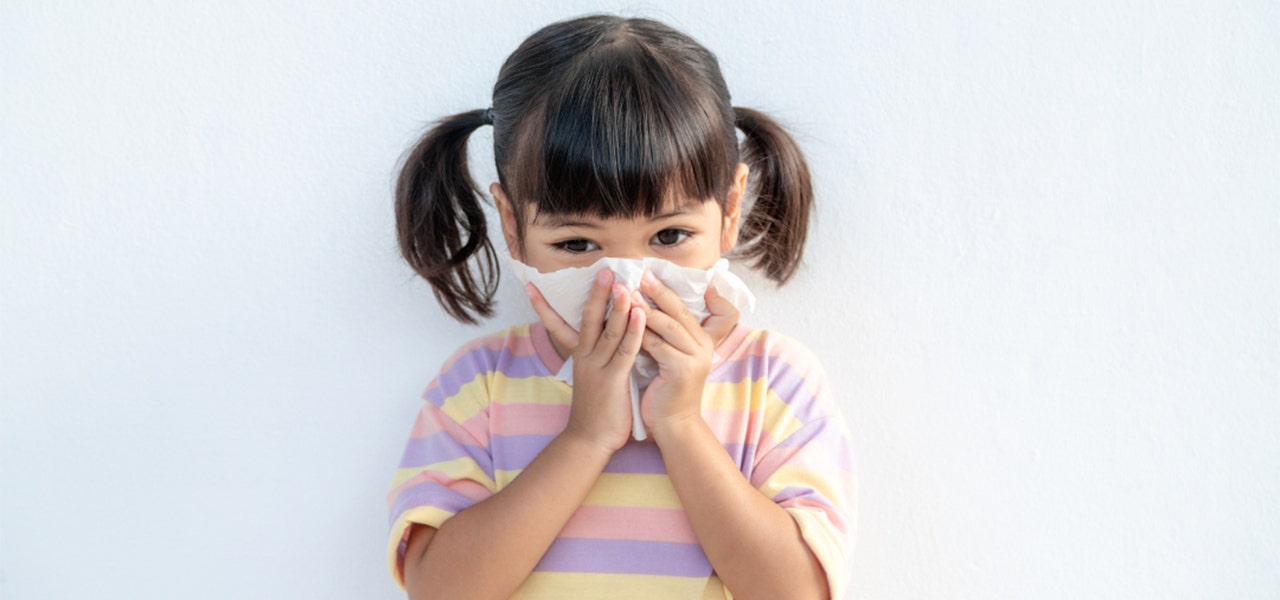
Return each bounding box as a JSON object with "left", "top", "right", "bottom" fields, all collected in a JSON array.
[
  {"left": 395, "top": 109, "right": 497, "bottom": 324},
  {"left": 732, "top": 106, "right": 814, "bottom": 284}
]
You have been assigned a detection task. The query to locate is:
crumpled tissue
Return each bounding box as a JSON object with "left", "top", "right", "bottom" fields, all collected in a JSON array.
[{"left": 506, "top": 255, "right": 756, "bottom": 440}]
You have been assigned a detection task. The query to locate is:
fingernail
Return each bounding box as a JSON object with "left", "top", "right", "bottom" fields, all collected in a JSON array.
[
  {"left": 524, "top": 283, "right": 536, "bottom": 299},
  {"left": 631, "top": 290, "right": 644, "bottom": 305},
  {"left": 642, "top": 270, "right": 656, "bottom": 286},
  {"left": 595, "top": 270, "right": 611, "bottom": 286}
]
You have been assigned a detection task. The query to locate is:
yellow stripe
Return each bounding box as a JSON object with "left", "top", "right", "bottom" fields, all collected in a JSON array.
[
  {"left": 584, "top": 473, "right": 682, "bottom": 509},
  {"left": 434, "top": 371, "right": 488, "bottom": 423},
  {"left": 437, "top": 373, "right": 570, "bottom": 423},
  {"left": 703, "top": 381, "right": 809, "bottom": 445},
  {"left": 389, "top": 467, "right": 420, "bottom": 490},
  {"left": 386, "top": 505, "right": 456, "bottom": 589},
  {"left": 492, "top": 470, "right": 683, "bottom": 508},
  {"left": 758, "top": 463, "right": 843, "bottom": 509},
  {"left": 514, "top": 572, "right": 724, "bottom": 599},
  {"left": 701, "top": 380, "right": 764, "bottom": 412},
  {"left": 489, "top": 373, "right": 572, "bottom": 406},
  {"left": 788, "top": 507, "right": 850, "bottom": 599}
]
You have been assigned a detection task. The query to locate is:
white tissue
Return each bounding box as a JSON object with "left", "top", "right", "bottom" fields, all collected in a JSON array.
[{"left": 506, "top": 255, "right": 756, "bottom": 440}]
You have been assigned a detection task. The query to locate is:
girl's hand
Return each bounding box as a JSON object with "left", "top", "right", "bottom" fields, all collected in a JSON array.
[
  {"left": 524, "top": 282, "right": 578, "bottom": 361},
  {"left": 527, "top": 270, "right": 645, "bottom": 455},
  {"left": 634, "top": 271, "right": 741, "bottom": 436}
]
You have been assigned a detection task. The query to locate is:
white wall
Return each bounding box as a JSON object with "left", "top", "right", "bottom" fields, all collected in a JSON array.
[{"left": 2, "top": 1, "right": 1276, "bottom": 598}]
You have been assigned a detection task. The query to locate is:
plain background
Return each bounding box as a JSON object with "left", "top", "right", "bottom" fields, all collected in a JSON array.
[{"left": 2, "top": 1, "right": 1277, "bottom": 598}]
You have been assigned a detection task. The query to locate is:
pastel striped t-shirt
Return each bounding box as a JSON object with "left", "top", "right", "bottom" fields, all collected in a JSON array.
[{"left": 387, "top": 322, "right": 856, "bottom": 599}]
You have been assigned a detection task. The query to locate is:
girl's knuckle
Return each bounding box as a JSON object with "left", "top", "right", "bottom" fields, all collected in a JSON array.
[{"left": 661, "top": 319, "right": 681, "bottom": 335}]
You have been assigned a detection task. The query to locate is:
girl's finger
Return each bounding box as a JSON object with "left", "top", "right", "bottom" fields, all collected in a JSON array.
[
  {"left": 700, "top": 284, "right": 740, "bottom": 348},
  {"left": 639, "top": 327, "right": 676, "bottom": 363},
  {"left": 629, "top": 289, "right": 700, "bottom": 356},
  {"left": 577, "top": 269, "right": 614, "bottom": 352},
  {"left": 525, "top": 283, "right": 579, "bottom": 351},
  {"left": 639, "top": 270, "right": 703, "bottom": 336},
  {"left": 594, "top": 283, "right": 633, "bottom": 355},
  {"left": 608, "top": 306, "right": 646, "bottom": 368}
]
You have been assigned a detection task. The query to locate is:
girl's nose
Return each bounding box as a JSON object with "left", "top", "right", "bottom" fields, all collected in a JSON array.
[{"left": 604, "top": 247, "right": 649, "bottom": 261}]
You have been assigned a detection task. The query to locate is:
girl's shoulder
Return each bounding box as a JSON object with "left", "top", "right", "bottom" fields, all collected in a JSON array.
[
  {"left": 422, "top": 323, "right": 561, "bottom": 414},
  {"left": 432, "top": 322, "right": 561, "bottom": 380},
  {"left": 712, "top": 325, "right": 846, "bottom": 430},
  {"left": 717, "top": 325, "right": 828, "bottom": 377}
]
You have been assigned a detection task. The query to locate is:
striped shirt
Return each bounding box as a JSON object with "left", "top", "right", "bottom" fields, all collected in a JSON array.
[{"left": 387, "top": 322, "right": 856, "bottom": 598}]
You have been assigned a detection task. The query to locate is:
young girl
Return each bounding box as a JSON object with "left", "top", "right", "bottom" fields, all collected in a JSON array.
[{"left": 387, "top": 14, "right": 856, "bottom": 599}]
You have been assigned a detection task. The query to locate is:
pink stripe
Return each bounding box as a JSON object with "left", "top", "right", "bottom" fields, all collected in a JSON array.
[
  {"left": 389, "top": 470, "right": 491, "bottom": 504},
  {"left": 457, "top": 412, "right": 490, "bottom": 447},
  {"left": 490, "top": 403, "right": 571, "bottom": 436},
  {"left": 702, "top": 407, "right": 784, "bottom": 459},
  {"left": 528, "top": 321, "right": 567, "bottom": 375},
  {"left": 408, "top": 409, "right": 433, "bottom": 438},
  {"left": 558, "top": 506, "right": 697, "bottom": 544},
  {"left": 407, "top": 405, "right": 490, "bottom": 447},
  {"left": 782, "top": 497, "right": 850, "bottom": 535},
  {"left": 709, "top": 323, "right": 752, "bottom": 363},
  {"left": 701, "top": 407, "right": 763, "bottom": 445},
  {"left": 738, "top": 329, "right": 818, "bottom": 361},
  {"left": 752, "top": 443, "right": 802, "bottom": 482},
  {"left": 717, "top": 329, "right": 826, "bottom": 390}
]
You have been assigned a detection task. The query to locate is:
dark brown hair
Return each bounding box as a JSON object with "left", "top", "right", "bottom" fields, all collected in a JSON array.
[{"left": 396, "top": 14, "right": 813, "bottom": 323}]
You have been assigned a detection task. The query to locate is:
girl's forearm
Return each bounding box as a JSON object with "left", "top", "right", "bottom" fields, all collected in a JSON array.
[
  {"left": 404, "top": 430, "right": 614, "bottom": 600},
  {"left": 651, "top": 416, "right": 830, "bottom": 600}
]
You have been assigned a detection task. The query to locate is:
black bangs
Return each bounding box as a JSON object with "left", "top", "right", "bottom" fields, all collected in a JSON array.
[{"left": 510, "top": 33, "right": 738, "bottom": 219}]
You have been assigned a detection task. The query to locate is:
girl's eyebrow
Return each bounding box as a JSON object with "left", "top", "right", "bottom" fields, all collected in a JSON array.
[
  {"left": 650, "top": 208, "right": 692, "bottom": 220},
  {"left": 542, "top": 216, "right": 601, "bottom": 228},
  {"left": 541, "top": 209, "right": 691, "bottom": 228}
]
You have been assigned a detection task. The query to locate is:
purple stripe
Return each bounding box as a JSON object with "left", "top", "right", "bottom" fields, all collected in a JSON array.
[
  {"left": 535, "top": 538, "right": 712, "bottom": 577},
  {"left": 835, "top": 434, "right": 855, "bottom": 471},
  {"left": 708, "top": 356, "right": 826, "bottom": 424},
  {"left": 773, "top": 417, "right": 832, "bottom": 449},
  {"left": 495, "top": 348, "right": 552, "bottom": 380},
  {"left": 492, "top": 434, "right": 554, "bottom": 472},
  {"left": 399, "top": 432, "right": 494, "bottom": 480},
  {"left": 603, "top": 441, "right": 666, "bottom": 474},
  {"left": 491, "top": 435, "right": 675, "bottom": 474},
  {"left": 780, "top": 418, "right": 855, "bottom": 472},
  {"left": 426, "top": 350, "right": 551, "bottom": 408},
  {"left": 707, "top": 353, "right": 764, "bottom": 383},
  {"left": 720, "top": 443, "right": 758, "bottom": 478},
  {"left": 772, "top": 485, "right": 837, "bottom": 510},
  {"left": 767, "top": 417, "right": 855, "bottom": 472},
  {"left": 388, "top": 479, "right": 482, "bottom": 528},
  {"left": 752, "top": 417, "right": 855, "bottom": 475},
  {"left": 489, "top": 437, "right": 758, "bottom": 476}
]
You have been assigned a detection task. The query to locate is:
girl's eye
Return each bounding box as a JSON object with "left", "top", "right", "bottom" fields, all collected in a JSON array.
[
  {"left": 554, "top": 238, "right": 598, "bottom": 253},
  {"left": 652, "top": 228, "right": 691, "bottom": 247}
]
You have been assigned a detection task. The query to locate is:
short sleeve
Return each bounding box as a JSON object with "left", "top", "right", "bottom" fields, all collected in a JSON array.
[
  {"left": 748, "top": 340, "right": 857, "bottom": 599},
  {"left": 385, "top": 347, "right": 497, "bottom": 589}
]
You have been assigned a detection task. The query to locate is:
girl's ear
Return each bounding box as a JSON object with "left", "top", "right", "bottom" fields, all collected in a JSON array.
[
  {"left": 491, "top": 182, "right": 522, "bottom": 260},
  {"left": 720, "top": 162, "right": 749, "bottom": 253}
]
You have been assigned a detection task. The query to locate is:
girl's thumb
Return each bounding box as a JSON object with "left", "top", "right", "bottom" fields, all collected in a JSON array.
[{"left": 701, "top": 284, "right": 739, "bottom": 348}]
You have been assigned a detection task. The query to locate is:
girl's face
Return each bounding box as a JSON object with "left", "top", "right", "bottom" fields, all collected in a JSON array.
[{"left": 492, "top": 163, "right": 749, "bottom": 274}]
